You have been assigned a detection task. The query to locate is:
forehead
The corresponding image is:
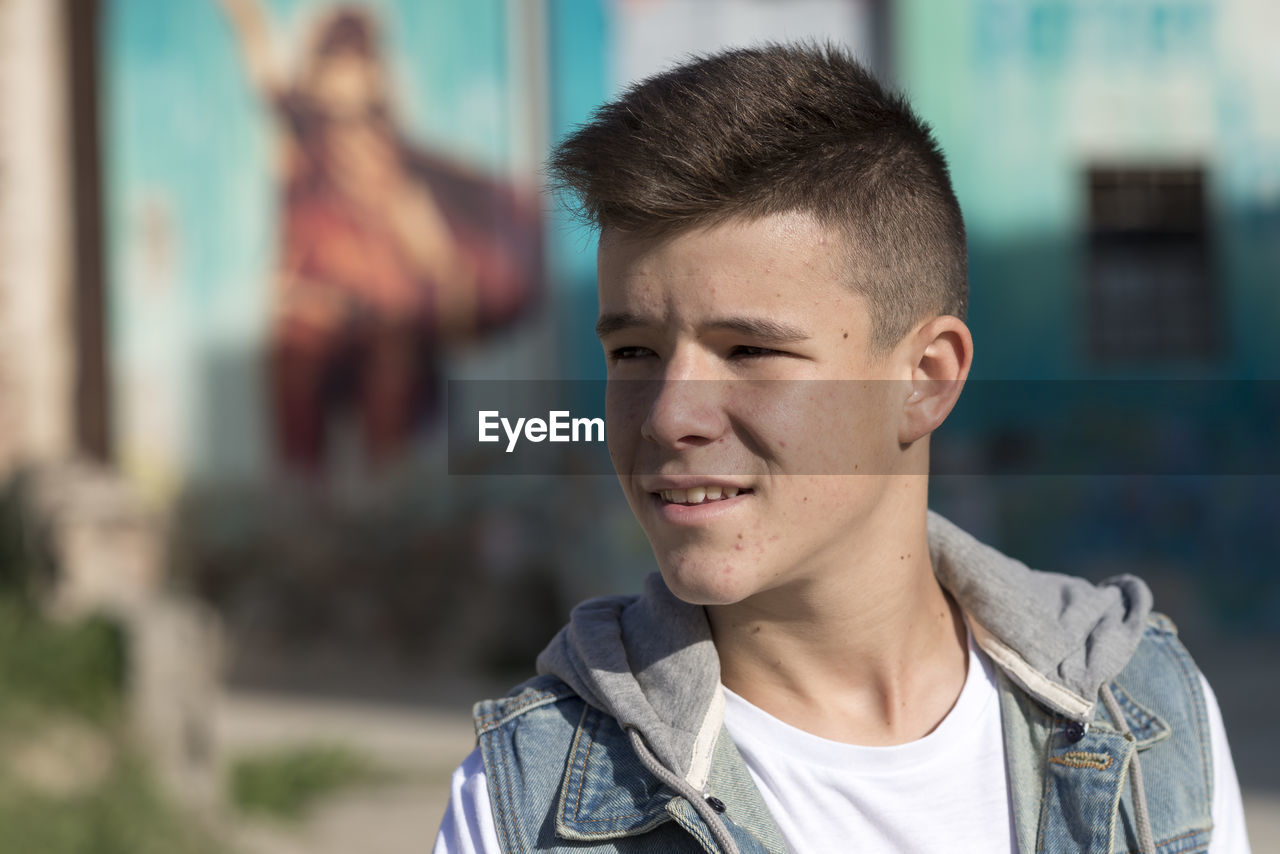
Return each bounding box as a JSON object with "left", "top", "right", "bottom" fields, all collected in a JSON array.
[{"left": 596, "top": 212, "right": 851, "bottom": 316}]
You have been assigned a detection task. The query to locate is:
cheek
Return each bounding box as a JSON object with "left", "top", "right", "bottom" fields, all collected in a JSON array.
[
  {"left": 605, "top": 384, "right": 647, "bottom": 468},
  {"left": 740, "top": 384, "right": 884, "bottom": 474}
]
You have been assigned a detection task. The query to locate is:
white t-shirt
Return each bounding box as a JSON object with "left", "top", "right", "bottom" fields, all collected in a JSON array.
[
  {"left": 720, "top": 636, "right": 1015, "bottom": 853},
  {"left": 433, "top": 648, "right": 1252, "bottom": 853}
]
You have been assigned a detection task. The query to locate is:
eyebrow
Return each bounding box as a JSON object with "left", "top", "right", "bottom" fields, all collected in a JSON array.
[
  {"left": 595, "top": 312, "right": 650, "bottom": 339},
  {"left": 594, "top": 312, "right": 810, "bottom": 343}
]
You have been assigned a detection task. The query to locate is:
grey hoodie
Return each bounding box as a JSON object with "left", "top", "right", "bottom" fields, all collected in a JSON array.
[{"left": 535, "top": 511, "right": 1156, "bottom": 854}]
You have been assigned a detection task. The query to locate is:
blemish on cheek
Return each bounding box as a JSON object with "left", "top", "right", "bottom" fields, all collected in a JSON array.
[
  {"left": 737, "top": 532, "right": 744, "bottom": 539},
  {"left": 734, "top": 543, "right": 744, "bottom": 551},
  {"left": 779, "top": 440, "right": 787, "bottom": 448},
  {"left": 842, "top": 332, "right": 849, "bottom": 339}
]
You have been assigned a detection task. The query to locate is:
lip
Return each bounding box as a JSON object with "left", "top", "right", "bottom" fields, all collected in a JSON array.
[
  {"left": 647, "top": 489, "right": 752, "bottom": 526},
  {"left": 638, "top": 475, "right": 755, "bottom": 492}
]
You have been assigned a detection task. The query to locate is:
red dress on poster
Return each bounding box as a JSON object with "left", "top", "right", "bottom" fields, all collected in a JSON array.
[{"left": 219, "top": 1, "right": 540, "bottom": 472}]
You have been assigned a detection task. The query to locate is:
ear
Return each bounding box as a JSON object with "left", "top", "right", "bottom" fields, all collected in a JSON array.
[{"left": 898, "top": 315, "right": 973, "bottom": 445}]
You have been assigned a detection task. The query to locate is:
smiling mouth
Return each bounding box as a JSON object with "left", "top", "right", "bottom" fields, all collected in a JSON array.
[{"left": 656, "top": 487, "right": 753, "bottom": 505}]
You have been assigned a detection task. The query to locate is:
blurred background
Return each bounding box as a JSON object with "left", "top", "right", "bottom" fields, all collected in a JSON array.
[{"left": 0, "top": 0, "right": 1277, "bottom": 850}]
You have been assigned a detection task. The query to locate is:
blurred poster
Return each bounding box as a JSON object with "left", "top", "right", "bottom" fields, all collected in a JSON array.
[{"left": 106, "top": 0, "right": 542, "bottom": 496}]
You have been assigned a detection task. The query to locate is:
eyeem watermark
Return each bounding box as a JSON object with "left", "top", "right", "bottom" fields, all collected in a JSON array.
[
  {"left": 450, "top": 379, "right": 1280, "bottom": 475},
  {"left": 478, "top": 410, "right": 605, "bottom": 453}
]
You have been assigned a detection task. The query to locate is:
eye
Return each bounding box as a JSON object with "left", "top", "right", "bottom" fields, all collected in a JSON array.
[
  {"left": 729, "top": 345, "right": 782, "bottom": 359},
  {"left": 608, "top": 346, "right": 656, "bottom": 362}
]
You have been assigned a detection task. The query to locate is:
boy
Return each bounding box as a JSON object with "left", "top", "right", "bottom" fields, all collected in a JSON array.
[{"left": 434, "top": 44, "right": 1249, "bottom": 853}]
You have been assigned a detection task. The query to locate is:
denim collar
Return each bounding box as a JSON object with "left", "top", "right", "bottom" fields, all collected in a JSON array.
[
  {"left": 550, "top": 664, "right": 1170, "bottom": 854},
  {"left": 555, "top": 702, "right": 786, "bottom": 853}
]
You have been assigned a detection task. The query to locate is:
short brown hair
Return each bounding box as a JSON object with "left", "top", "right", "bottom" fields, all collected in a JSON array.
[{"left": 549, "top": 43, "right": 967, "bottom": 352}]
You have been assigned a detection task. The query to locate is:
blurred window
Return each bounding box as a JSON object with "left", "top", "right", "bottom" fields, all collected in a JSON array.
[{"left": 1086, "top": 166, "right": 1219, "bottom": 363}]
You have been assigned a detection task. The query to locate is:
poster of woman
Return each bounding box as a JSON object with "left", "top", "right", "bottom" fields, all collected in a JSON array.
[
  {"left": 220, "top": 0, "right": 541, "bottom": 473},
  {"left": 107, "top": 0, "right": 542, "bottom": 493}
]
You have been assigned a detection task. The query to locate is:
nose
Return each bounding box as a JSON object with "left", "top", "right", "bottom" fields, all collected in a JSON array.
[{"left": 638, "top": 357, "right": 729, "bottom": 449}]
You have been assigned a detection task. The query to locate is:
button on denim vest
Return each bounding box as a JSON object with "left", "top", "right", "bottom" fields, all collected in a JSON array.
[{"left": 474, "top": 614, "right": 1212, "bottom": 853}]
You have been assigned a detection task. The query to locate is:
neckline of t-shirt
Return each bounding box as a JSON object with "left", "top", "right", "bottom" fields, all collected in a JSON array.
[{"left": 720, "top": 623, "right": 999, "bottom": 775}]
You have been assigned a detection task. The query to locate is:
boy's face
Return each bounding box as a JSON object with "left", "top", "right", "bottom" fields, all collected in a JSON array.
[{"left": 597, "top": 212, "right": 920, "bottom": 606}]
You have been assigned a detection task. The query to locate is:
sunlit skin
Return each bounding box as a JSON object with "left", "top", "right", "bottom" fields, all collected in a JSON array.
[{"left": 597, "top": 211, "right": 976, "bottom": 745}]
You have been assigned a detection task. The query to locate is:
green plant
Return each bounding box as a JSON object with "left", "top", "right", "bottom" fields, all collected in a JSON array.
[
  {"left": 230, "top": 742, "right": 388, "bottom": 820},
  {"left": 0, "top": 598, "right": 126, "bottom": 722},
  {"left": 0, "top": 752, "right": 224, "bottom": 854}
]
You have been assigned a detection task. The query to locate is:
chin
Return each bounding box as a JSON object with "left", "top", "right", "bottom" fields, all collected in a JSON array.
[{"left": 656, "top": 554, "right": 759, "bottom": 607}]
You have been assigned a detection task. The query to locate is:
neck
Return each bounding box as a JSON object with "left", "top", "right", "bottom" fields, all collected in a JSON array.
[{"left": 708, "top": 490, "right": 968, "bottom": 746}]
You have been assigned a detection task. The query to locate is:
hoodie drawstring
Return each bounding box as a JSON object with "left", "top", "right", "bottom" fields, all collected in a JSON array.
[
  {"left": 626, "top": 728, "right": 742, "bottom": 854},
  {"left": 1100, "top": 684, "right": 1157, "bottom": 854}
]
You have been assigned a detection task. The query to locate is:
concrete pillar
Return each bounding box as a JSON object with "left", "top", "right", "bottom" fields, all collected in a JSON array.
[{"left": 0, "top": 0, "right": 78, "bottom": 477}]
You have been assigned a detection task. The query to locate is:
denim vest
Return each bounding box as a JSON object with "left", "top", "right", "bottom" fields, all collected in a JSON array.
[{"left": 474, "top": 614, "right": 1212, "bottom": 854}]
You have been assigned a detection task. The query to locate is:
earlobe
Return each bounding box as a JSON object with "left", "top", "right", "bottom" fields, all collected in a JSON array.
[{"left": 899, "top": 316, "right": 973, "bottom": 445}]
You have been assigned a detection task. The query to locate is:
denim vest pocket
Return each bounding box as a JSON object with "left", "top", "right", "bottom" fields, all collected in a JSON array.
[
  {"left": 1039, "top": 720, "right": 1136, "bottom": 852},
  {"left": 1000, "top": 617, "right": 1213, "bottom": 854}
]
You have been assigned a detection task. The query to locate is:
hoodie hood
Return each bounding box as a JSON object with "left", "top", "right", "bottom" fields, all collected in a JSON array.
[
  {"left": 927, "top": 512, "right": 1152, "bottom": 722},
  {"left": 536, "top": 510, "right": 1153, "bottom": 791},
  {"left": 535, "top": 573, "right": 724, "bottom": 790}
]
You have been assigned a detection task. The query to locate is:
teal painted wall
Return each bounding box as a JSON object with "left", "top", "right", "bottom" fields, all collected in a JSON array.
[{"left": 895, "top": 0, "right": 1280, "bottom": 380}]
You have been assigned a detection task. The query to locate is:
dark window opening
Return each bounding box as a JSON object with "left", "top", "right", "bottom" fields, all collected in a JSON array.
[{"left": 1085, "top": 166, "right": 1219, "bottom": 364}]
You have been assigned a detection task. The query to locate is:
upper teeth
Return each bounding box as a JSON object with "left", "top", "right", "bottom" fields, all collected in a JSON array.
[{"left": 660, "top": 487, "right": 741, "bottom": 504}]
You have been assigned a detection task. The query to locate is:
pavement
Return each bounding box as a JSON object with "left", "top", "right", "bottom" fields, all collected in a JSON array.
[{"left": 215, "top": 689, "right": 475, "bottom": 854}]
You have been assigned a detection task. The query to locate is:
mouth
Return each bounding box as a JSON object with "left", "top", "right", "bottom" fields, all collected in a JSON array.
[{"left": 655, "top": 486, "right": 754, "bottom": 506}]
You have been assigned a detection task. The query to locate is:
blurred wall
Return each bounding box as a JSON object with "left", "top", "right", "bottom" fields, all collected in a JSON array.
[
  {"left": 896, "top": 0, "right": 1280, "bottom": 637},
  {"left": 0, "top": 0, "right": 78, "bottom": 476},
  {"left": 897, "top": 0, "right": 1280, "bottom": 379},
  {"left": 8, "top": 0, "right": 1276, "bottom": 688}
]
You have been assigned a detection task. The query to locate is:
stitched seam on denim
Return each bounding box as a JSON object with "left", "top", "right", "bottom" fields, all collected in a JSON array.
[
  {"left": 1034, "top": 711, "right": 1061, "bottom": 853},
  {"left": 1110, "top": 680, "right": 1172, "bottom": 749},
  {"left": 477, "top": 689, "right": 576, "bottom": 733},
  {"left": 1155, "top": 827, "right": 1210, "bottom": 854},
  {"left": 1117, "top": 827, "right": 1211, "bottom": 854},
  {"left": 571, "top": 707, "right": 599, "bottom": 821},
  {"left": 1113, "top": 686, "right": 1161, "bottom": 738},
  {"left": 1146, "top": 612, "right": 1178, "bottom": 636},
  {"left": 481, "top": 732, "right": 512, "bottom": 854},
  {"left": 557, "top": 703, "right": 593, "bottom": 830},
  {"left": 484, "top": 728, "right": 523, "bottom": 854},
  {"left": 1048, "top": 750, "right": 1115, "bottom": 770},
  {"left": 1158, "top": 828, "right": 1211, "bottom": 848},
  {"left": 569, "top": 708, "right": 653, "bottom": 825},
  {"left": 1106, "top": 747, "right": 1133, "bottom": 854},
  {"left": 1155, "top": 627, "right": 1213, "bottom": 810},
  {"left": 670, "top": 801, "right": 717, "bottom": 853},
  {"left": 477, "top": 693, "right": 553, "bottom": 729}
]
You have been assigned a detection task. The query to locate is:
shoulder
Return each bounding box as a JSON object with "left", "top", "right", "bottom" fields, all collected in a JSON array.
[
  {"left": 471, "top": 676, "right": 588, "bottom": 852},
  {"left": 1114, "top": 612, "right": 1211, "bottom": 752},
  {"left": 473, "top": 673, "right": 648, "bottom": 797},
  {"left": 1110, "top": 612, "right": 1216, "bottom": 845},
  {"left": 475, "top": 675, "right": 584, "bottom": 735},
  {"left": 471, "top": 677, "right": 687, "bottom": 853},
  {"left": 473, "top": 675, "right": 589, "bottom": 797}
]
